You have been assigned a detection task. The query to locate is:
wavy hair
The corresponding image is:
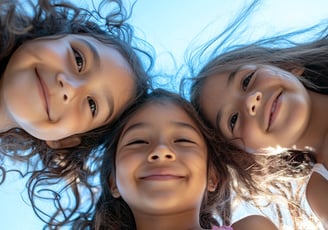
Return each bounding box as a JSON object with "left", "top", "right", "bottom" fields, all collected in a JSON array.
[
  {"left": 72, "top": 88, "right": 261, "bottom": 229},
  {"left": 0, "top": 0, "right": 154, "bottom": 228},
  {"left": 181, "top": 0, "right": 327, "bottom": 228}
]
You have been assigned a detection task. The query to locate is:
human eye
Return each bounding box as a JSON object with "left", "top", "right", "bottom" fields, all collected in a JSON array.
[
  {"left": 72, "top": 47, "right": 85, "bottom": 72},
  {"left": 242, "top": 71, "right": 255, "bottom": 90},
  {"left": 229, "top": 113, "right": 238, "bottom": 132},
  {"left": 87, "top": 96, "right": 97, "bottom": 117},
  {"left": 126, "top": 139, "right": 149, "bottom": 146},
  {"left": 174, "top": 138, "right": 196, "bottom": 144}
]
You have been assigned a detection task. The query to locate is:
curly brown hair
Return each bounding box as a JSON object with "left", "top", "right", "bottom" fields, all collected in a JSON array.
[{"left": 0, "top": 0, "right": 153, "bottom": 228}]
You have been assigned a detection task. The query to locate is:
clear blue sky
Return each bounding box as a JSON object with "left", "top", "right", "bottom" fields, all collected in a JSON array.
[{"left": 0, "top": 0, "right": 327, "bottom": 229}]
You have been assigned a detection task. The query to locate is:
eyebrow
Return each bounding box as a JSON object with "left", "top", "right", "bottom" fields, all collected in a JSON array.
[
  {"left": 121, "top": 121, "right": 201, "bottom": 137},
  {"left": 103, "top": 93, "right": 114, "bottom": 124},
  {"left": 227, "top": 66, "right": 242, "bottom": 86},
  {"left": 76, "top": 38, "right": 100, "bottom": 68},
  {"left": 121, "top": 122, "right": 148, "bottom": 137},
  {"left": 215, "top": 111, "right": 223, "bottom": 132},
  {"left": 172, "top": 121, "right": 201, "bottom": 135}
]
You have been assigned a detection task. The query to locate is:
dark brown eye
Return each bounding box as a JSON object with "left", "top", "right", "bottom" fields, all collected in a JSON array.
[
  {"left": 72, "top": 48, "right": 84, "bottom": 72},
  {"left": 229, "top": 113, "right": 238, "bottom": 132},
  {"left": 87, "top": 96, "right": 97, "bottom": 117},
  {"left": 242, "top": 71, "right": 255, "bottom": 90}
]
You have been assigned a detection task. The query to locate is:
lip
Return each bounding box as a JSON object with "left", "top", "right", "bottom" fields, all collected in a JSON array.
[
  {"left": 35, "top": 68, "right": 50, "bottom": 119},
  {"left": 265, "top": 91, "right": 282, "bottom": 131},
  {"left": 139, "top": 168, "right": 185, "bottom": 181},
  {"left": 141, "top": 175, "right": 184, "bottom": 181}
]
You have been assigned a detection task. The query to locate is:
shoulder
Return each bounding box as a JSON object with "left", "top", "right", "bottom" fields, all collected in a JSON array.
[
  {"left": 231, "top": 215, "right": 278, "bottom": 230},
  {"left": 306, "top": 165, "right": 328, "bottom": 227}
]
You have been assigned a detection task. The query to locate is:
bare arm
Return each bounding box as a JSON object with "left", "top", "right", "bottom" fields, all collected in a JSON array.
[{"left": 231, "top": 215, "right": 278, "bottom": 230}]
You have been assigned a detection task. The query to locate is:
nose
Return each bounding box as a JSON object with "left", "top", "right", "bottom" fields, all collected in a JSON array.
[
  {"left": 245, "top": 91, "right": 262, "bottom": 116},
  {"left": 147, "top": 145, "right": 176, "bottom": 162},
  {"left": 56, "top": 73, "right": 81, "bottom": 103}
]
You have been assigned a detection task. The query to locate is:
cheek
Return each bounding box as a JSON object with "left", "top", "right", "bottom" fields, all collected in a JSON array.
[
  {"left": 237, "top": 121, "right": 265, "bottom": 150},
  {"left": 115, "top": 156, "right": 138, "bottom": 190}
]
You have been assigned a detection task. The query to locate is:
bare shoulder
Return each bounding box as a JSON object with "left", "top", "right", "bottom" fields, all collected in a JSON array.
[
  {"left": 306, "top": 172, "right": 328, "bottom": 227},
  {"left": 231, "top": 215, "right": 278, "bottom": 230}
]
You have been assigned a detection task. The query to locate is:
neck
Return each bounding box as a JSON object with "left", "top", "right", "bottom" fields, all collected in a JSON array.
[
  {"left": 293, "top": 90, "right": 328, "bottom": 159},
  {"left": 0, "top": 83, "right": 17, "bottom": 133},
  {"left": 133, "top": 209, "right": 205, "bottom": 230},
  {"left": 0, "top": 112, "right": 16, "bottom": 133}
]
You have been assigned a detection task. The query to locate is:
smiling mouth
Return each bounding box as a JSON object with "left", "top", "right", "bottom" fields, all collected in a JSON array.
[
  {"left": 35, "top": 68, "right": 50, "bottom": 119},
  {"left": 267, "top": 91, "right": 282, "bottom": 131},
  {"left": 140, "top": 172, "right": 184, "bottom": 181},
  {"left": 141, "top": 175, "right": 184, "bottom": 181}
]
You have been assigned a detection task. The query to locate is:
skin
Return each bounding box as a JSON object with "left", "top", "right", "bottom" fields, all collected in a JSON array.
[
  {"left": 199, "top": 64, "right": 313, "bottom": 152},
  {"left": 232, "top": 215, "right": 278, "bottom": 230},
  {"left": 112, "top": 102, "right": 217, "bottom": 230},
  {"left": 0, "top": 34, "right": 135, "bottom": 143},
  {"left": 200, "top": 64, "right": 328, "bottom": 227}
]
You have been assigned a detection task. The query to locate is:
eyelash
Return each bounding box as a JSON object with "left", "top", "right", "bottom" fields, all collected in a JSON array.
[
  {"left": 72, "top": 47, "right": 85, "bottom": 72},
  {"left": 174, "top": 138, "right": 195, "bottom": 144},
  {"left": 229, "top": 113, "right": 238, "bottom": 132},
  {"left": 127, "top": 140, "right": 149, "bottom": 146},
  {"left": 229, "top": 70, "right": 255, "bottom": 133},
  {"left": 242, "top": 71, "right": 255, "bottom": 90},
  {"left": 87, "top": 96, "right": 97, "bottom": 117}
]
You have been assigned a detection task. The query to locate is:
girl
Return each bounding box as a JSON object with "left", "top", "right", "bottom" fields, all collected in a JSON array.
[
  {"left": 187, "top": 11, "right": 328, "bottom": 229},
  {"left": 73, "top": 89, "right": 277, "bottom": 230},
  {"left": 0, "top": 0, "right": 152, "bottom": 227}
]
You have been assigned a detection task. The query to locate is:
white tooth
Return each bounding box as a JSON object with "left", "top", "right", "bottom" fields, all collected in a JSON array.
[{"left": 271, "top": 101, "right": 276, "bottom": 113}]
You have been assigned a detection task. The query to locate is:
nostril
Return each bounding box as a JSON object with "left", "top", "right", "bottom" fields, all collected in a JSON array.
[
  {"left": 151, "top": 155, "right": 159, "bottom": 160},
  {"left": 59, "top": 80, "right": 64, "bottom": 87},
  {"left": 252, "top": 105, "right": 255, "bottom": 112},
  {"left": 166, "top": 155, "right": 173, "bottom": 159},
  {"left": 256, "top": 95, "right": 260, "bottom": 101},
  {"left": 63, "top": 94, "right": 68, "bottom": 100}
]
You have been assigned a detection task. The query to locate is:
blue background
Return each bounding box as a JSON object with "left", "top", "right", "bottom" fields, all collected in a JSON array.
[{"left": 0, "top": 0, "right": 327, "bottom": 229}]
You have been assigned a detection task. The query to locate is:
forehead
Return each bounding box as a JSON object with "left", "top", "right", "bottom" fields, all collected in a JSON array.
[
  {"left": 123, "top": 101, "right": 200, "bottom": 130},
  {"left": 199, "top": 73, "right": 231, "bottom": 126}
]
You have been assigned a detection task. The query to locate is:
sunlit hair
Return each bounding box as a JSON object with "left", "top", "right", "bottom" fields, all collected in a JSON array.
[
  {"left": 72, "top": 88, "right": 260, "bottom": 229},
  {"left": 180, "top": 0, "right": 327, "bottom": 228},
  {"left": 0, "top": 0, "right": 154, "bottom": 228}
]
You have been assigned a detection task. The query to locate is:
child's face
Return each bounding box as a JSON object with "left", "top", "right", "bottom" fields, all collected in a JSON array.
[
  {"left": 1, "top": 34, "right": 135, "bottom": 141},
  {"left": 114, "top": 102, "right": 208, "bottom": 215},
  {"left": 199, "top": 64, "right": 311, "bottom": 152}
]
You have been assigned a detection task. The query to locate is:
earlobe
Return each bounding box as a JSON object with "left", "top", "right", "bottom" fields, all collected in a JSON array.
[
  {"left": 109, "top": 174, "right": 121, "bottom": 198},
  {"left": 290, "top": 66, "right": 304, "bottom": 76},
  {"left": 46, "top": 136, "right": 82, "bottom": 149},
  {"left": 207, "top": 179, "right": 218, "bottom": 192},
  {"left": 111, "top": 187, "right": 121, "bottom": 198},
  {"left": 208, "top": 167, "right": 219, "bottom": 192}
]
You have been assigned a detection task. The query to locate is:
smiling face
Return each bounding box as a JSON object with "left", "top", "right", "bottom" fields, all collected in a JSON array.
[
  {"left": 114, "top": 101, "right": 208, "bottom": 216},
  {"left": 1, "top": 34, "right": 135, "bottom": 140},
  {"left": 199, "top": 64, "right": 311, "bottom": 152}
]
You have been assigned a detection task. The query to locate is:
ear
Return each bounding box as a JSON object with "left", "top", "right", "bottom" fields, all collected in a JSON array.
[
  {"left": 46, "top": 136, "right": 82, "bottom": 149},
  {"left": 288, "top": 65, "right": 304, "bottom": 76},
  {"left": 207, "top": 167, "right": 219, "bottom": 192},
  {"left": 109, "top": 174, "right": 121, "bottom": 198}
]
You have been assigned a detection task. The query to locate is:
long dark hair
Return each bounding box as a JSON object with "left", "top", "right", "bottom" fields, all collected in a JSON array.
[
  {"left": 0, "top": 0, "right": 154, "bottom": 228},
  {"left": 180, "top": 0, "right": 325, "bottom": 228},
  {"left": 74, "top": 88, "right": 251, "bottom": 229}
]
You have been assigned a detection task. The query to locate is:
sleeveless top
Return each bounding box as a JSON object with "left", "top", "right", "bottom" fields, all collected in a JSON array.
[{"left": 312, "top": 163, "right": 328, "bottom": 180}]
